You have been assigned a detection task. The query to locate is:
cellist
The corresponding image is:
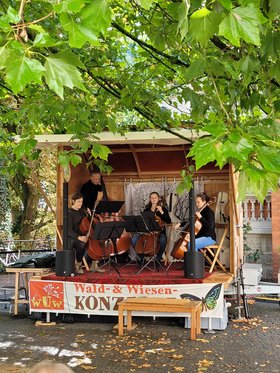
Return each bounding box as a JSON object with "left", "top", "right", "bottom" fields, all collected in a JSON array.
[
  {"left": 132, "top": 191, "right": 171, "bottom": 267},
  {"left": 176, "top": 192, "right": 216, "bottom": 251},
  {"left": 68, "top": 192, "right": 104, "bottom": 274}
]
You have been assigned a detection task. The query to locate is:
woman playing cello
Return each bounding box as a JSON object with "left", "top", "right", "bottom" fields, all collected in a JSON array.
[
  {"left": 132, "top": 191, "right": 171, "bottom": 267},
  {"left": 68, "top": 192, "right": 104, "bottom": 274},
  {"left": 176, "top": 192, "right": 216, "bottom": 251}
]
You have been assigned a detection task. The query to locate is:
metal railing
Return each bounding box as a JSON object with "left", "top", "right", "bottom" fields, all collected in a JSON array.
[{"left": 0, "top": 238, "right": 56, "bottom": 267}]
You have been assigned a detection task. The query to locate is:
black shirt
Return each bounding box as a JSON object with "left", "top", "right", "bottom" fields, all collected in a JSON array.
[
  {"left": 68, "top": 208, "right": 86, "bottom": 240},
  {"left": 80, "top": 180, "right": 103, "bottom": 211},
  {"left": 196, "top": 206, "right": 216, "bottom": 240},
  {"left": 144, "top": 206, "right": 171, "bottom": 232}
]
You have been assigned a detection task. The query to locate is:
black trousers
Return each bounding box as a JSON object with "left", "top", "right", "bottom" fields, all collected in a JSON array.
[{"left": 71, "top": 239, "right": 86, "bottom": 262}]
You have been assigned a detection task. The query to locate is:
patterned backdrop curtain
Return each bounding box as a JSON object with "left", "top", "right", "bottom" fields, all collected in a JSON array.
[{"left": 124, "top": 179, "right": 204, "bottom": 223}]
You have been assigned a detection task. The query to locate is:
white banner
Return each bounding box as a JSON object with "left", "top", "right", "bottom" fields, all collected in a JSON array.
[{"left": 29, "top": 280, "right": 224, "bottom": 319}]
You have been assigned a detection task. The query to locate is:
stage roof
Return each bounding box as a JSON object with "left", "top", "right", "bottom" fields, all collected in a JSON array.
[{"left": 29, "top": 129, "right": 207, "bottom": 148}]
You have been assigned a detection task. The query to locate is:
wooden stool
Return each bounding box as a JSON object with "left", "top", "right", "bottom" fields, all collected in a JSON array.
[{"left": 118, "top": 297, "right": 201, "bottom": 340}]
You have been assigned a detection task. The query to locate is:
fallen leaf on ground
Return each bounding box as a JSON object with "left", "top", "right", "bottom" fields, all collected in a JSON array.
[
  {"left": 169, "top": 354, "right": 184, "bottom": 359},
  {"left": 198, "top": 359, "right": 214, "bottom": 368},
  {"left": 80, "top": 366, "right": 96, "bottom": 370}
]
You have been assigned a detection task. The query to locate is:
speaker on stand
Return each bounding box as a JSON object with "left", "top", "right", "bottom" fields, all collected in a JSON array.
[
  {"left": 184, "top": 251, "right": 205, "bottom": 278},
  {"left": 55, "top": 250, "right": 75, "bottom": 276},
  {"left": 184, "top": 183, "right": 205, "bottom": 279}
]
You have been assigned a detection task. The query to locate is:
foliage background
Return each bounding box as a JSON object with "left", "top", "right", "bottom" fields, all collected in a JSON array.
[{"left": 0, "top": 0, "right": 279, "bottom": 239}]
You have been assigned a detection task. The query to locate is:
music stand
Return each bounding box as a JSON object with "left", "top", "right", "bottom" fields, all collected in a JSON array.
[
  {"left": 124, "top": 212, "right": 163, "bottom": 274},
  {"left": 93, "top": 220, "right": 126, "bottom": 275},
  {"left": 95, "top": 200, "right": 124, "bottom": 214}
]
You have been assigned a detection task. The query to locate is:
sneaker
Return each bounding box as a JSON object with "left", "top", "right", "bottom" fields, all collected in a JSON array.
[
  {"left": 94, "top": 266, "right": 105, "bottom": 273},
  {"left": 75, "top": 262, "right": 84, "bottom": 275},
  {"left": 90, "top": 261, "right": 105, "bottom": 273}
]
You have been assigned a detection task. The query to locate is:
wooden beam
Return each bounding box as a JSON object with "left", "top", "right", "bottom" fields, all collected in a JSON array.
[
  {"left": 129, "top": 144, "right": 142, "bottom": 178},
  {"left": 109, "top": 145, "right": 186, "bottom": 153}
]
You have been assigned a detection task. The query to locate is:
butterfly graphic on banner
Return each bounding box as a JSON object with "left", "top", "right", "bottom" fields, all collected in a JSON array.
[{"left": 180, "top": 284, "right": 222, "bottom": 312}]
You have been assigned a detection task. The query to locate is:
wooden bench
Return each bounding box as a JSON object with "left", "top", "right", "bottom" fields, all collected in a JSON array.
[{"left": 118, "top": 297, "right": 202, "bottom": 340}]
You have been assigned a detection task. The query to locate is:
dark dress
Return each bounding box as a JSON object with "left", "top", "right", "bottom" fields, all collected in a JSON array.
[
  {"left": 142, "top": 206, "right": 171, "bottom": 261},
  {"left": 68, "top": 208, "right": 87, "bottom": 262}
]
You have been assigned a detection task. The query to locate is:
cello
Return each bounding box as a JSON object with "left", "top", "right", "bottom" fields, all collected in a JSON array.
[
  {"left": 135, "top": 197, "right": 167, "bottom": 257},
  {"left": 95, "top": 178, "right": 131, "bottom": 257},
  {"left": 79, "top": 201, "right": 113, "bottom": 260},
  {"left": 171, "top": 197, "right": 216, "bottom": 260}
]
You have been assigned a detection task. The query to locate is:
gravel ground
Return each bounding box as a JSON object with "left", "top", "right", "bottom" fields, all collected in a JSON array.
[{"left": 0, "top": 273, "right": 279, "bottom": 373}]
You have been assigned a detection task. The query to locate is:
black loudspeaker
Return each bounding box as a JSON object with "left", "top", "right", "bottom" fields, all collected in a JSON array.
[
  {"left": 184, "top": 251, "right": 205, "bottom": 279},
  {"left": 55, "top": 250, "right": 75, "bottom": 276}
]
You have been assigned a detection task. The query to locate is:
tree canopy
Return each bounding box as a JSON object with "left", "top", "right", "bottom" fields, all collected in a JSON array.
[{"left": 0, "top": 0, "right": 279, "bottom": 201}]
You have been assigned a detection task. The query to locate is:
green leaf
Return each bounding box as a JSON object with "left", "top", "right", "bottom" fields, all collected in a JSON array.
[
  {"left": 270, "top": 0, "right": 280, "bottom": 12},
  {"left": 238, "top": 170, "right": 248, "bottom": 202},
  {"left": 177, "top": 0, "right": 190, "bottom": 40},
  {"left": 257, "top": 146, "right": 280, "bottom": 172},
  {"left": 69, "top": 154, "right": 82, "bottom": 167},
  {"left": 5, "top": 50, "right": 45, "bottom": 93},
  {"left": 90, "top": 143, "right": 112, "bottom": 161},
  {"left": 0, "top": 6, "right": 21, "bottom": 26},
  {"left": 202, "top": 122, "right": 227, "bottom": 137},
  {"left": 189, "top": 8, "right": 221, "bottom": 47},
  {"left": 269, "top": 60, "right": 280, "bottom": 84},
  {"left": 237, "top": 55, "right": 259, "bottom": 74},
  {"left": 188, "top": 137, "right": 224, "bottom": 170},
  {"left": 183, "top": 59, "right": 205, "bottom": 82},
  {"left": 28, "top": 24, "right": 47, "bottom": 34},
  {"left": 138, "top": 0, "right": 155, "bottom": 10},
  {"left": 218, "top": 0, "right": 233, "bottom": 11},
  {"left": 54, "top": 0, "right": 85, "bottom": 13},
  {"left": 237, "top": 55, "right": 259, "bottom": 85},
  {"left": 260, "top": 31, "right": 280, "bottom": 59},
  {"left": 0, "top": 43, "right": 10, "bottom": 67},
  {"left": 240, "top": 165, "right": 279, "bottom": 202},
  {"left": 177, "top": 170, "right": 193, "bottom": 194},
  {"left": 219, "top": 4, "right": 267, "bottom": 46},
  {"left": 44, "top": 50, "right": 87, "bottom": 98},
  {"left": 60, "top": 13, "right": 99, "bottom": 48},
  {"left": 33, "top": 33, "right": 57, "bottom": 47},
  {"left": 0, "top": 6, "right": 18, "bottom": 32},
  {"left": 223, "top": 137, "right": 254, "bottom": 163},
  {"left": 12, "top": 138, "right": 38, "bottom": 160},
  {"left": 60, "top": 0, "right": 111, "bottom": 47}
]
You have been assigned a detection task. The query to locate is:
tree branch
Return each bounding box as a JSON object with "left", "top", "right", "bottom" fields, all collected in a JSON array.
[
  {"left": 88, "top": 72, "right": 194, "bottom": 143},
  {"left": 111, "top": 22, "right": 190, "bottom": 68},
  {"left": 211, "top": 77, "right": 234, "bottom": 126}
]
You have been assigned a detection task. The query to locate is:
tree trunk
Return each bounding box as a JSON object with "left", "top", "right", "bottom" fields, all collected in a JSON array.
[{"left": 19, "top": 180, "right": 40, "bottom": 240}]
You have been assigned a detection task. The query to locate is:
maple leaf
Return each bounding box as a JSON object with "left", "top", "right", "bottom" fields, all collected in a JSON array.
[{"left": 80, "top": 365, "right": 96, "bottom": 370}]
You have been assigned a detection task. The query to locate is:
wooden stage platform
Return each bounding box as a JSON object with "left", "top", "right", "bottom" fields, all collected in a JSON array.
[
  {"left": 41, "top": 262, "right": 234, "bottom": 287},
  {"left": 28, "top": 263, "right": 233, "bottom": 329}
]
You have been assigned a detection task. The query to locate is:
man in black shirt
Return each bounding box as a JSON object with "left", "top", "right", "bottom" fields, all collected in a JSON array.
[
  {"left": 80, "top": 169, "right": 105, "bottom": 273},
  {"left": 80, "top": 169, "right": 103, "bottom": 211}
]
